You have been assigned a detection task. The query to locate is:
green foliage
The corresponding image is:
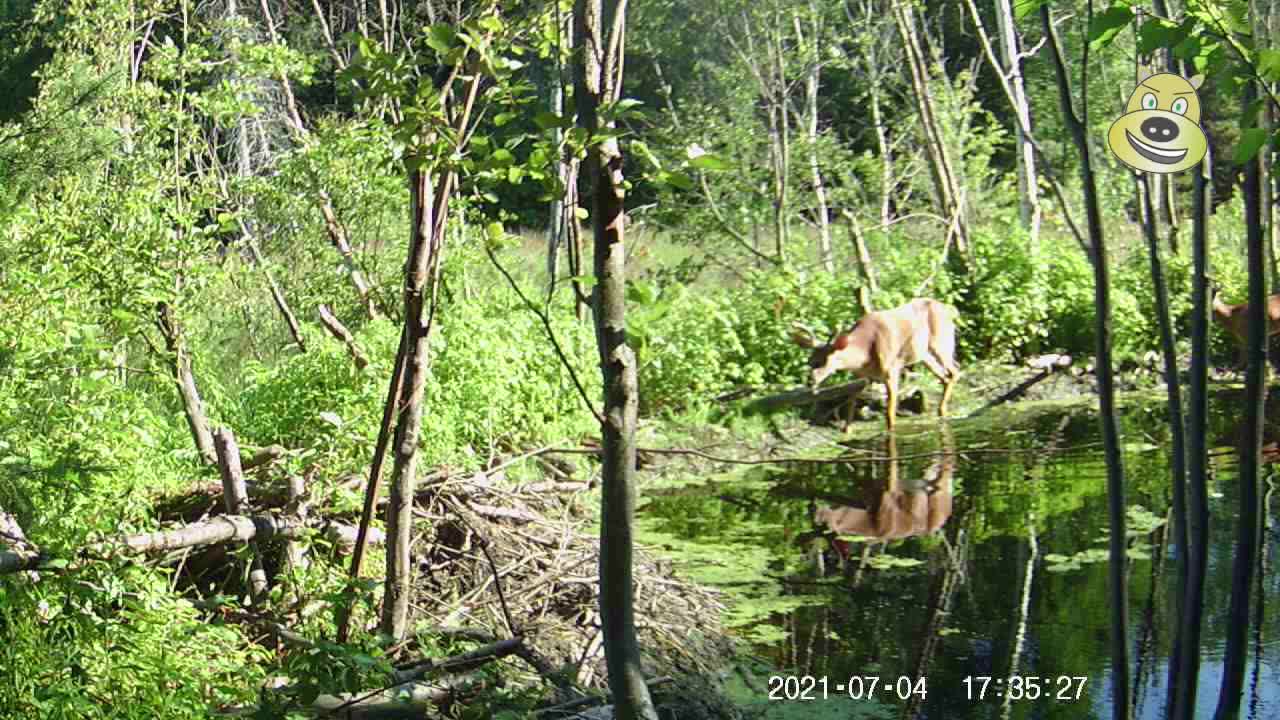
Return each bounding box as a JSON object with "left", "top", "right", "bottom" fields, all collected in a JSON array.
[
  {"left": 632, "top": 267, "right": 864, "bottom": 411},
  {"left": 0, "top": 569, "right": 265, "bottom": 718},
  {"left": 228, "top": 266, "right": 599, "bottom": 471}
]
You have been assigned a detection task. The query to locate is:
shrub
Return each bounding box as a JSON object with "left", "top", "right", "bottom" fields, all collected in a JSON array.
[{"left": 228, "top": 287, "right": 600, "bottom": 471}]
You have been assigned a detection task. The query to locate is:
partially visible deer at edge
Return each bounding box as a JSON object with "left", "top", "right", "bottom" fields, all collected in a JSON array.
[
  {"left": 1209, "top": 282, "right": 1280, "bottom": 372},
  {"left": 792, "top": 298, "right": 961, "bottom": 431}
]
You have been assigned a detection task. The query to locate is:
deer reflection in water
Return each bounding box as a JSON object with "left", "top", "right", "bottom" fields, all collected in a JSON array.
[{"left": 813, "top": 427, "right": 956, "bottom": 566}]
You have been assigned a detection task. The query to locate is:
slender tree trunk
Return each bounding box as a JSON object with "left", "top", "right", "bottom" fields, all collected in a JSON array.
[
  {"left": 847, "top": 0, "right": 896, "bottom": 228},
  {"left": 548, "top": 2, "right": 569, "bottom": 300},
  {"left": 892, "top": 0, "right": 968, "bottom": 254},
  {"left": 993, "top": 0, "right": 1040, "bottom": 245},
  {"left": 260, "top": 0, "right": 379, "bottom": 319},
  {"left": 214, "top": 428, "right": 269, "bottom": 604},
  {"left": 869, "top": 85, "right": 894, "bottom": 227},
  {"left": 794, "top": 8, "right": 833, "bottom": 273},
  {"left": 381, "top": 170, "right": 444, "bottom": 641},
  {"left": 773, "top": 19, "right": 791, "bottom": 261},
  {"left": 574, "top": 0, "right": 656, "bottom": 717},
  {"left": 1171, "top": 127, "right": 1212, "bottom": 720},
  {"left": 245, "top": 237, "right": 307, "bottom": 351},
  {"left": 337, "top": 327, "right": 406, "bottom": 643},
  {"left": 1041, "top": 7, "right": 1128, "bottom": 718},
  {"left": 1136, "top": 174, "right": 1189, "bottom": 671},
  {"left": 1213, "top": 78, "right": 1265, "bottom": 720},
  {"left": 842, "top": 208, "right": 878, "bottom": 295},
  {"left": 155, "top": 301, "right": 217, "bottom": 465}
]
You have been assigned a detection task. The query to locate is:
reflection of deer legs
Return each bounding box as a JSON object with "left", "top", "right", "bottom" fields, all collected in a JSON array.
[{"left": 885, "top": 434, "right": 899, "bottom": 491}]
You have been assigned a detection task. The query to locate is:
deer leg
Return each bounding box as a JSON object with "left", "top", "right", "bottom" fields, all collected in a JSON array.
[
  {"left": 884, "top": 370, "right": 900, "bottom": 431},
  {"left": 921, "top": 353, "right": 960, "bottom": 417}
]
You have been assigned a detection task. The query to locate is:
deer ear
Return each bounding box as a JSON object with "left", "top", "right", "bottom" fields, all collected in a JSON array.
[
  {"left": 790, "top": 325, "right": 817, "bottom": 348},
  {"left": 833, "top": 333, "right": 852, "bottom": 350},
  {"left": 1188, "top": 74, "right": 1205, "bottom": 90},
  {"left": 1137, "top": 65, "right": 1157, "bottom": 84}
]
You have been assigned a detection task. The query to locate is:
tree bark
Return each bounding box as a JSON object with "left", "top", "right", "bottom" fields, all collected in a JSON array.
[
  {"left": 1136, "top": 173, "right": 1189, "bottom": 677},
  {"left": 1213, "top": 78, "right": 1264, "bottom": 720},
  {"left": 992, "top": 0, "right": 1040, "bottom": 244},
  {"left": 1040, "top": 7, "right": 1128, "bottom": 718},
  {"left": 1170, "top": 115, "right": 1211, "bottom": 720},
  {"left": 794, "top": 7, "right": 833, "bottom": 273},
  {"left": 892, "top": 0, "right": 968, "bottom": 254},
  {"left": 155, "top": 302, "right": 217, "bottom": 465},
  {"left": 318, "top": 304, "right": 370, "bottom": 370},
  {"left": 381, "top": 169, "right": 443, "bottom": 641},
  {"left": 259, "top": 0, "right": 380, "bottom": 320},
  {"left": 214, "top": 428, "right": 269, "bottom": 603},
  {"left": 338, "top": 326, "right": 406, "bottom": 643},
  {"left": 574, "top": 0, "right": 657, "bottom": 717}
]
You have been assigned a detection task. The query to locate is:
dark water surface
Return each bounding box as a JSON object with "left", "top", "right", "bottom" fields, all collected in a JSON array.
[{"left": 638, "top": 393, "right": 1280, "bottom": 719}]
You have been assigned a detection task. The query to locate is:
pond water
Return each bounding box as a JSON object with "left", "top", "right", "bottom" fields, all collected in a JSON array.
[{"left": 638, "top": 390, "right": 1280, "bottom": 719}]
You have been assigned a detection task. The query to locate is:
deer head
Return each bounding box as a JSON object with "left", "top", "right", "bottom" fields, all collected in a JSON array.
[{"left": 790, "top": 322, "right": 866, "bottom": 390}]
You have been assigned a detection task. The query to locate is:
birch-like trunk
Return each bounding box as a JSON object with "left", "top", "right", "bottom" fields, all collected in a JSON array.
[
  {"left": 994, "top": 0, "right": 1040, "bottom": 244},
  {"left": 892, "top": 0, "right": 968, "bottom": 253},
  {"left": 794, "top": 7, "right": 832, "bottom": 273}
]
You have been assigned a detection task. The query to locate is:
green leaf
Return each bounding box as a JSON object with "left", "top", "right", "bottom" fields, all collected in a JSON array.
[
  {"left": 533, "top": 111, "right": 570, "bottom": 130},
  {"left": 1136, "top": 19, "right": 1182, "bottom": 56},
  {"left": 1013, "top": 0, "right": 1046, "bottom": 19},
  {"left": 1235, "top": 128, "right": 1270, "bottom": 164},
  {"left": 1260, "top": 49, "right": 1280, "bottom": 82},
  {"left": 493, "top": 112, "right": 517, "bottom": 127},
  {"left": 627, "top": 281, "right": 659, "bottom": 305},
  {"left": 656, "top": 170, "right": 694, "bottom": 191},
  {"left": 630, "top": 140, "right": 661, "bottom": 169},
  {"left": 426, "top": 24, "right": 457, "bottom": 54},
  {"left": 574, "top": 206, "right": 589, "bottom": 220},
  {"left": 490, "top": 148, "right": 515, "bottom": 167},
  {"left": 689, "top": 153, "right": 731, "bottom": 171},
  {"left": 565, "top": 274, "right": 598, "bottom": 288},
  {"left": 1088, "top": 5, "right": 1134, "bottom": 48}
]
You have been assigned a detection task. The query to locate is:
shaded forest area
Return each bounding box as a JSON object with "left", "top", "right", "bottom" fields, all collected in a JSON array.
[{"left": 1, "top": 0, "right": 1277, "bottom": 718}]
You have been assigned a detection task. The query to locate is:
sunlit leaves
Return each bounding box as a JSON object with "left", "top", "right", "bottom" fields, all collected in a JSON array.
[
  {"left": 1234, "top": 128, "right": 1269, "bottom": 164},
  {"left": 1012, "top": 0, "right": 1046, "bottom": 20},
  {"left": 1087, "top": 5, "right": 1133, "bottom": 50}
]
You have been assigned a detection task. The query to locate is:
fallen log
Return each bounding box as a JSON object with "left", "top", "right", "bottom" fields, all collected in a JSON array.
[{"left": 0, "top": 513, "right": 382, "bottom": 576}]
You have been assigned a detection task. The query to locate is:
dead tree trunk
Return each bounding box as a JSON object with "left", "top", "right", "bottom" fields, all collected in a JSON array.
[
  {"left": 794, "top": 6, "right": 833, "bottom": 273},
  {"left": 993, "top": 0, "right": 1040, "bottom": 244},
  {"left": 574, "top": 0, "right": 658, "bottom": 717},
  {"left": 215, "top": 428, "right": 269, "bottom": 604},
  {"left": 892, "top": 0, "right": 969, "bottom": 254},
  {"left": 155, "top": 302, "right": 217, "bottom": 465},
  {"left": 259, "top": 0, "right": 380, "bottom": 320},
  {"left": 318, "top": 304, "right": 370, "bottom": 370}
]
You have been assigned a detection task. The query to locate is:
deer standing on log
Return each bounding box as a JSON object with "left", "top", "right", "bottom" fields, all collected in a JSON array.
[
  {"left": 1209, "top": 282, "right": 1280, "bottom": 373},
  {"left": 792, "top": 298, "right": 961, "bottom": 431}
]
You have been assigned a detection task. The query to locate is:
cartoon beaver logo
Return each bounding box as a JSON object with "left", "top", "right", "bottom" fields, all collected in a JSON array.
[{"left": 1107, "top": 70, "right": 1207, "bottom": 174}]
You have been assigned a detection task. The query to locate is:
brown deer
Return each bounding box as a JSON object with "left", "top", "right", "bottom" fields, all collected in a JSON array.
[
  {"left": 1209, "top": 282, "right": 1280, "bottom": 372},
  {"left": 792, "top": 298, "right": 961, "bottom": 431}
]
